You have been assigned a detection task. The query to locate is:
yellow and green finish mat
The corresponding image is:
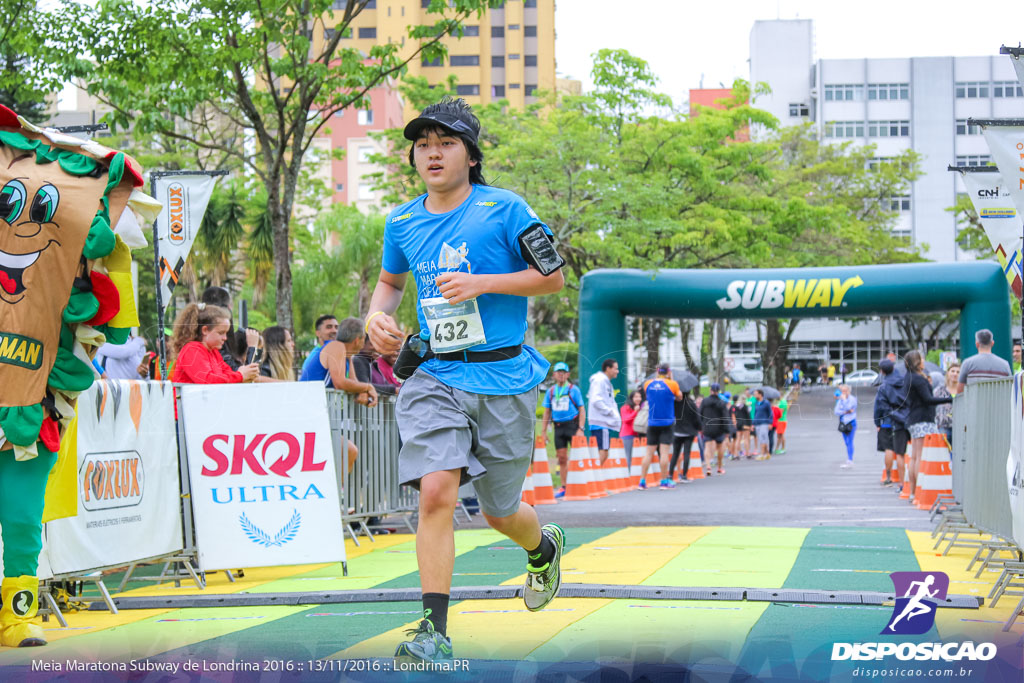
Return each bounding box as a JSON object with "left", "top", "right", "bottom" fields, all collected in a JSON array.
[{"left": 1, "top": 526, "right": 1021, "bottom": 681}]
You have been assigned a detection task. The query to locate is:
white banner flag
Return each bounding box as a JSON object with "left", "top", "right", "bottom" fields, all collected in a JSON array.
[
  {"left": 153, "top": 174, "right": 220, "bottom": 313},
  {"left": 1008, "top": 51, "right": 1024, "bottom": 93},
  {"left": 980, "top": 124, "right": 1024, "bottom": 208},
  {"left": 959, "top": 169, "right": 1023, "bottom": 300},
  {"left": 46, "top": 380, "right": 182, "bottom": 575},
  {"left": 179, "top": 383, "right": 346, "bottom": 572}
]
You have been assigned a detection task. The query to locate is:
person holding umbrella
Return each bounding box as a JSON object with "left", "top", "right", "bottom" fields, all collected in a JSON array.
[{"left": 669, "top": 372, "right": 701, "bottom": 483}]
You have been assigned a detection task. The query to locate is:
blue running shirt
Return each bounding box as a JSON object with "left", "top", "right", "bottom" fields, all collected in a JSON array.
[
  {"left": 643, "top": 378, "right": 681, "bottom": 427},
  {"left": 382, "top": 185, "right": 552, "bottom": 395},
  {"left": 542, "top": 383, "right": 584, "bottom": 422},
  {"left": 298, "top": 344, "right": 328, "bottom": 382}
]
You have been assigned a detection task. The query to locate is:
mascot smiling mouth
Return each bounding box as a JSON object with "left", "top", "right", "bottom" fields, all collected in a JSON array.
[{"left": 0, "top": 245, "right": 47, "bottom": 297}]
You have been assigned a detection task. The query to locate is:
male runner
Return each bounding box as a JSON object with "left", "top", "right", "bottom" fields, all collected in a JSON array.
[
  {"left": 365, "top": 97, "right": 566, "bottom": 663},
  {"left": 539, "top": 362, "right": 585, "bottom": 497},
  {"left": 639, "top": 363, "right": 681, "bottom": 489}
]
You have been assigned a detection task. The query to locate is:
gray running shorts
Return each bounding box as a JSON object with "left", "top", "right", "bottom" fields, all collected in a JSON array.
[
  {"left": 755, "top": 424, "right": 771, "bottom": 444},
  {"left": 395, "top": 369, "right": 538, "bottom": 518}
]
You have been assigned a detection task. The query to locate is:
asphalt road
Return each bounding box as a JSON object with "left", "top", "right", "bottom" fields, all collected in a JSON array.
[{"left": 470, "top": 385, "right": 933, "bottom": 531}]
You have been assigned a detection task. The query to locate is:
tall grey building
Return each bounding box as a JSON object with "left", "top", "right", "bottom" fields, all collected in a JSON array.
[{"left": 749, "top": 18, "right": 1022, "bottom": 263}]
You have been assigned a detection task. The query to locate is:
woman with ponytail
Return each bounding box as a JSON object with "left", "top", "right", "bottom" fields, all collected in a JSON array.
[
  {"left": 170, "top": 303, "right": 260, "bottom": 384},
  {"left": 902, "top": 350, "right": 952, "bottom": 503}
]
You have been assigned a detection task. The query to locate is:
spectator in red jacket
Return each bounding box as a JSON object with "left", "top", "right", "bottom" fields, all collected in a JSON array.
[{"left": 170, "top": 303, "right": 259, "bottom": 384}]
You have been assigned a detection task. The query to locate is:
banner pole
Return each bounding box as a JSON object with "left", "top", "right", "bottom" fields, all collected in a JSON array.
[
  {"left": 150, "top": 169, "right": 229, "bottom": 378},
  {"left": 151, "top": 172, "right": 168, "bottom": 379}
]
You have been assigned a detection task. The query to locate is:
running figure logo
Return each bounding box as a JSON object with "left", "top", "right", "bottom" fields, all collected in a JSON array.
[
  {"left": 882, "top": 571, "right": 948, "bottom": 635},
  {"left": 438, "top": 242, "right": 471, "bottom": 273}
]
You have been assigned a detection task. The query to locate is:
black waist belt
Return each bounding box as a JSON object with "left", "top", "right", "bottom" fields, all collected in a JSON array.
[{"left": 435, "top": 345, "right": 523, "bottom": 363}]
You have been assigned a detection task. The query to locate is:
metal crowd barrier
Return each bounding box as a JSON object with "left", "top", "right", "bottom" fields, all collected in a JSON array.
[
  {"left": 326, "top": 390, "right": 418, "bottom": 544},
  {"left": 951, "top": 378, "right": 1014, "bottom": 539},
  {"left": 945, "top": 377, "right": 1024, "bottom": 631}
]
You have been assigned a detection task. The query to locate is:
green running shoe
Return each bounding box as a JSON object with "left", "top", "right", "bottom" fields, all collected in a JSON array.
[
  {"left": 393, "top": 618, "right": 453, "bottom": 664},
  {"left": 524, "top": 523, "right": 565, "bottom": 612}
]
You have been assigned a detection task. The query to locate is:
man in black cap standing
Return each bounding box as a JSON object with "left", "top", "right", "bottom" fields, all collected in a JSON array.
[{"left": 364, "top": 97, "right": 568, "bottom": 664}]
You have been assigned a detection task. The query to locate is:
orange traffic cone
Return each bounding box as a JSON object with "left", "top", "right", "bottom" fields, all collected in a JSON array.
[
  {"left": 915, "top": 433, "right": 952, "bottom": 510},
  {"left": 600, "top": 458, "right": 617, "bottom": 495},
  {"left": 686, "top": 444, "right": 705, "bottom": 480},
  {"left": 521, "top": 463, "right": 536, "bottom": 505},
  {"left": 532, "top": 437, "right": 557, "bottom": 505},
  {"left": 587, "top": 437, "right": 608, "bottom": 499},
  {"left": 563, "top": 436, "right": 591, "bottom": 501},
  {"left": 602, "top": 439, "right": 628, "bottom": 493},
  {"left": 612, "top": 439, "right": 631, "bottom": 492}
]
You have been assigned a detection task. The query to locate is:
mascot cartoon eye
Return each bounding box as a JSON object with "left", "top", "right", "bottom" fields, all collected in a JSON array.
[
  {"left": 0, "top": 179, "right": 27, "bottom": 223},
  {"left": 29, "top": 184, "right": 59, "bottom": 223}
]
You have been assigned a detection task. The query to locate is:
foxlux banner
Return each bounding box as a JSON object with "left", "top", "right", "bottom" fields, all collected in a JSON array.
[
  {"left": 46, "top": 381, "right": 182, "bottom": 575},
  {"left": 153, "top": 174, "right": 219, "bottom": 314},
  {"left": 179, "top": 382, "right": 346, "bottom": 571},
  {"left": 958, "top": 169, "right": 1023, "bottom": 300}
]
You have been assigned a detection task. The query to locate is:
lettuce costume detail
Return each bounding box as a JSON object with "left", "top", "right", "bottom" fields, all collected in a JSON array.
[{"left": 0, "top": 104, "right": 146, "bottom": 647}]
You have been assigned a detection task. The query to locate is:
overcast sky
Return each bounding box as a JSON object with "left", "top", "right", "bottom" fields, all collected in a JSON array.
[{"left": 555, "top": 0, "right": 1024, "bottom": 108}]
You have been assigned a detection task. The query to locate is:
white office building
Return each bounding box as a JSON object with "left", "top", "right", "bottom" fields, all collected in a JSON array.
[
  {"left": 715, "top": 19, "right": 1022, "bottom": 371},
  {"left": 630, "top": 21, "right": 1020, "bottom": 380},
  {"left": 749, "top": 18, "right": 1022, "bottom": 262}
]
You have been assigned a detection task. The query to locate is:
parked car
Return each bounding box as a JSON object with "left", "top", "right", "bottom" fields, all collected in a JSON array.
[
  {"left": 845, "top": 369, "right": 879, "bottom": 386},
  {"left": 725, "top": 355, "right": 764, "bottom": 384}
]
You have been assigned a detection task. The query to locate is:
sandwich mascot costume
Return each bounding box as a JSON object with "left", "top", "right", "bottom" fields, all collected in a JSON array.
[{"left": 0, "top": 103, "right": 149, "bottom": 646}]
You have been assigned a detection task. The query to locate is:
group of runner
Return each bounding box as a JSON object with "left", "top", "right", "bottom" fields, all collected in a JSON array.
[{"left": 631, "top": 365, "right": 791, "bottom": 489}]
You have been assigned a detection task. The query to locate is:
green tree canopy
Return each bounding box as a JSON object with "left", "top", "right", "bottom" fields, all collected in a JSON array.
[
  {"left": 0, "top": 1, "right": 53, "bottom": 123},
  {"left": 37, "top": 0, "right": 501, "bottom": 330}
]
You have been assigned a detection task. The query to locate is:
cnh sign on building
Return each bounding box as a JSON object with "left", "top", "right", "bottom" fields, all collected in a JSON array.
[{"left": 577, "top": 263, "right": 1012, "bottom": 399}]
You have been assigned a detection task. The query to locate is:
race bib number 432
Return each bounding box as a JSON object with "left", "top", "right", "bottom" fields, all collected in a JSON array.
[{"left": 420, "top": 297, "right": 487, "bottom": 354}]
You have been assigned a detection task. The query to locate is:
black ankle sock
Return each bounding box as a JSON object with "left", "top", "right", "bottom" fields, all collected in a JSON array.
[
  {"left": 527, "top": 534, "right": 555, "bottom": 568},
  {"left": 421, "top": 593, "right": 449, "bottom": 636}
]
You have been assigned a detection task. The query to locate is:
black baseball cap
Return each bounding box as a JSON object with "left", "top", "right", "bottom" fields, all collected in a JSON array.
[{"left": 403, "top": 98, "right": 480, "bottom": 145}]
